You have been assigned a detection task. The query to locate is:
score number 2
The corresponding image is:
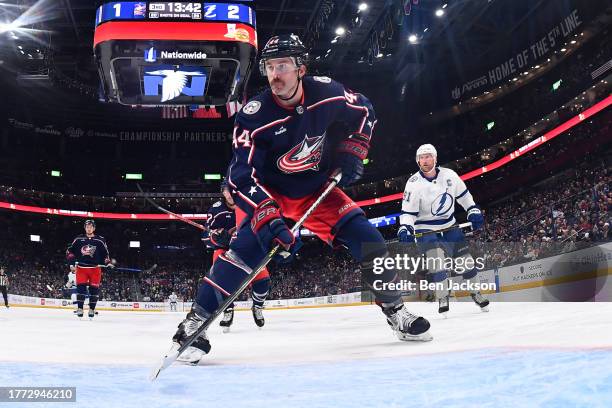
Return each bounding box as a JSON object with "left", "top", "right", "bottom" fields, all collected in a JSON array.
[{"left": 204, "top": 5, "right": 240, "bottom": 19}]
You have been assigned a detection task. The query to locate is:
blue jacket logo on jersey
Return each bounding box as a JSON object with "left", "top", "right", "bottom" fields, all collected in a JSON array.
[
  {"left": 81, "top": 244, "right": 97, "bottom": 257},
  {"left": 430, "top": 192, "right": 454, "bottom": 216},
  {"left": 277, "top": 134, "right": 325, "bottom": 173}
]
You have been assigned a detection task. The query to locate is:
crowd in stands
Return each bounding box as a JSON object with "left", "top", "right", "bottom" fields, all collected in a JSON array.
[{"left": 1, "top": 143, "right": 609, "bottom": 302}]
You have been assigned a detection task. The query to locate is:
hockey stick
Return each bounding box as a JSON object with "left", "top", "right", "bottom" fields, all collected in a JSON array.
[
  {"left": 388, "top": 222, "right": 473, "bottom": 243},
  {"left": 136, "top": 184, "right": 207, "bottom": 231},
  {"left": 75, "top": 262, "right": 156, "bottom": 273},
  {"left": 150, "top": 170, "right": 343, "bottom": 381}
]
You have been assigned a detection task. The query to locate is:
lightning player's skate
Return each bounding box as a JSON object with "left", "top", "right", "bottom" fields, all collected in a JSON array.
[
  {"left": 470, "top": 291, "right": 490, "bottom": 312},
  {"left": 76, "top": 308, "right": 84, "bottom": 318},
  {"left": 88, "top": 308, "right": 95, "bottom": 320},
  {"left": 74, "top": 310, "right": 97, "bottom": 315},
  {"left": 252, "top": 305, "right": 265, "bottom": 328},
  {"left": 219, "top": 307, "right": 234, "bottom": 333},
  {"left": 172, "top": 310, "right": 211, "bottom": 365},
  {"left": 382, "top": 303, "right": 432, "bottom": 341}
]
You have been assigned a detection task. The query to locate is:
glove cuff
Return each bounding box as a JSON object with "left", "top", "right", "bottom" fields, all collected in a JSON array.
[
  {"left": 337, "top": 137, "right": 370, "bottom": 160},
  {"left": 251, "top": 199, "right": 282, "bottom": 233}
]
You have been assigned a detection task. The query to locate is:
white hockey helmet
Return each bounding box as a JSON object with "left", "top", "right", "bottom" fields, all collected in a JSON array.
[{"left": 415, "top": 144, "right": 437, "bottom": 163}]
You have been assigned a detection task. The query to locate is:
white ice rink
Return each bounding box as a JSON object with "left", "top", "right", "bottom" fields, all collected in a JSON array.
[{"left": 1, "top": 302, "right": 612, "bottom": 408}]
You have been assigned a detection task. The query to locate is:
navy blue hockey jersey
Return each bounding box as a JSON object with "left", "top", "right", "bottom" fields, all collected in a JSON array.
[
  {"left": 227, "top": 75, "right": 376, "bottom": 214},
  {"left": 206, "top": 200, "right": 236, "bottom": 231},
  {"left": 66, "top": 235, "right": 111, "bottom": 267}
]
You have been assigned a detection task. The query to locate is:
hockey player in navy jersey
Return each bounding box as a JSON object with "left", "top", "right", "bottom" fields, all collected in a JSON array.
[
  {"left": 398, "top": 144, "right": 490, "bottom": 316},
  {"left": 66, "top": 219, "right": 114, "bottom": 319},
  {"left": 205, "top": 180, "right": 270, "bottom": 331},
  {"left": 171, "top": 34, "right": 431, "bottom": 364}
]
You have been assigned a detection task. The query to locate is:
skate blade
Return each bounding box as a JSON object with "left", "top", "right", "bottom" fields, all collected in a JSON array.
[
  {"left": 222, "top": 326, "right": 231, "bottom": 333},
  {"left": 396, "top": 331, "right": 433, "bottom": 342},
  {"left": 480, "top": 306, "right": 490, "bottom": 313},
  {"left": 149, "top": 344, "right": 180, "bottom": 381}
]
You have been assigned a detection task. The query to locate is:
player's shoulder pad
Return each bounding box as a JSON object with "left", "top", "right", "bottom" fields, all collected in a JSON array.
[
  {"left": 408, "top": 172, "right": 421, "bottom": 183},
  {"left": 235, "top": 91, "right": 271, "bottom": 128},
  {"left": 439, "top": 167, "right": 460, "bottom": 179},
  {"left": 304, "top": 75, "right": 345, "bottom": 99}
]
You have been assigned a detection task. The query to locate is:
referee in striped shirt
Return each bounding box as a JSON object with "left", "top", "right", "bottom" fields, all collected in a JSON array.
[{"left": 0, "top": 267, "right": 8, "bottom": 308}]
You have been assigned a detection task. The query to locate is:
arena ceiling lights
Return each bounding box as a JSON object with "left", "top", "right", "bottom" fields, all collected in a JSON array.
[{"left": 0, "top": 0, "right": 57, "bottom": 43}]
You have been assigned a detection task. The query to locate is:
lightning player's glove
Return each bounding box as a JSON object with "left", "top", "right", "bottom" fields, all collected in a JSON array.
[
  {"left": 251, "top": 199, "right": 295, "bottom": 251},
  {"left": 335, "top": 134, "right": 369, "bottom": 187},
  {"left": 467, "top": 207, "right": 484, "bottom": 230},
  {"left": 397, "top": 225, "right": 415, "bottom": 243},
  {"left": 210, "top": 229, "right": 232, "bottom": 250}
]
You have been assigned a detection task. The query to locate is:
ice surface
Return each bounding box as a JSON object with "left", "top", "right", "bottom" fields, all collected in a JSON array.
[{"left": 1, "top": 302, "right": 611, "bottom": 408}]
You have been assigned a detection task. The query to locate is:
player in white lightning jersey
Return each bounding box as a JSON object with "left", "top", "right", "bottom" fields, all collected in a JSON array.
[
  {"left": 398, "top": 144, "right": 489, "bottom": 316},
  {"left": 169, "top": 292, "right": 178, "bottom": 312}
]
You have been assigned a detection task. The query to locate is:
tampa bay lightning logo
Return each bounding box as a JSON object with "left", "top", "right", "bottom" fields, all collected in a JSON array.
[
  {"left": 277, "top": 133, "right": 326, "bottom": 174},
  {"left": 430, "top": 192, "right": 453, "bottom": 216}
]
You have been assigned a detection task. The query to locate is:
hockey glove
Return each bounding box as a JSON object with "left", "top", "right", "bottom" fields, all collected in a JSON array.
[
  {"left": 273, "top": 237, "right": 303, "bottom": 264},
  {"left": 335, "top": 134, "right": 369, "bottom": 187},
  {"left": 467, "top": 207, "right": 484, "bottom": 230},
  {"left": 397, "top": 225, "right": 415, "bottom": 243},
  {"left": 251, "top": 199, "right": 295, "bottom": 252},
  {"left": 210, "top": 229, "right": 232, "bottom": 250}
]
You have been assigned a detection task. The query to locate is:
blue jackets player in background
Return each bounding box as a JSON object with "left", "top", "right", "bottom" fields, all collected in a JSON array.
[
  {"left": 205, "top": 179, "right": 270, "bottom": 331},
  {"left": 170, "top": 34, "right": 432, "bottom": 365},
  {"left": 398, "top": 144, "right": 490, "bottom": 316},
  {"left": 66, "top": 219, "right": 114, "bottom": 319}
]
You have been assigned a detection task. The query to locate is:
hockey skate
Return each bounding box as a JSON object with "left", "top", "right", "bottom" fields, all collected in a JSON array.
[
  {"left": 74, "top": 309, "right": 97, "bottom": 315},
  {"left": 172, "top": 310, "right": 211, "bottom": 365},
  {"left": 219, "top": 307, "right": 234, "bottom": 333},
  {"left": 76, "top": 308, "right": 84, "bottom": 318},
  {"left": 88, "top": 309, "right": 95, "bottom": 320},
  {"left": 470, "top": 291, "right": 490, "bottom": 312},
  {"left": 252, "top": 305, "right": 265, "bottom": 328},
  {"left": 438, "top": 295, "right": 450, "bottom": 317},
  {"left": 382, "top": 303, "right": 432, "bottom": 342}
]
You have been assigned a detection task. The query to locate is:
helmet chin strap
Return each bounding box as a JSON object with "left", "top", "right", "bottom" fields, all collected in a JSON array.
[
  {"left": 418, "top": 159, "right": 437, "bottom": 174},
  {"left": 277, "top": 73, "right": 302, "bottom": 101}
]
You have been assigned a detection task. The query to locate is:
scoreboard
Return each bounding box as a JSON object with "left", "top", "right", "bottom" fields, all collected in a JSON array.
[
  {"left": 95, "top": 2, "right": 255, "bottom": 25},
  {"left": 93, "top": 1, "right": 257, "bottom": 107}
]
